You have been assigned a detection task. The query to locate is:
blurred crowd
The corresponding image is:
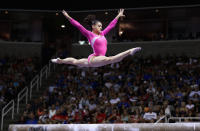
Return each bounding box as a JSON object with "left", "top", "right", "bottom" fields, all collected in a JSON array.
[
  {"left": 0, "top": 56, "right": 40, "bottom": 109},
  {"left": 17, "top": 55, "right": 200, "bottom": 124}
]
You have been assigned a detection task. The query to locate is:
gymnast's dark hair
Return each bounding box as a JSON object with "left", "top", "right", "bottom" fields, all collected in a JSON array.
[{"left": 84, "top": 14, "right": 101, "bottom": 30}]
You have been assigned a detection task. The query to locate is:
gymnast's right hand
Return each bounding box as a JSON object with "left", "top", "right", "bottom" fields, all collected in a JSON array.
[{"left": 51, "top": 58, "right": 63, "bottom": 64}]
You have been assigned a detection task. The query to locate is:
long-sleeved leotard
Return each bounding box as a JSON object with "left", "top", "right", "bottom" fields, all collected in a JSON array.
[{"left": 69, "top": 18, "right": 118, "bottom": 62}]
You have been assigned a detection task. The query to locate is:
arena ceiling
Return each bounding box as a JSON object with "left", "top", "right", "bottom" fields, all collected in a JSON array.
[{"left": 0, "top": 0, "right": 200, "bottom": 12}]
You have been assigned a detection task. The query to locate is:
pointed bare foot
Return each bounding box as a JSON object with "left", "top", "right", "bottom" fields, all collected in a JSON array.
[
  {"left": 130, "top": 47, "right": 142, "bottom": 55},
  {"left": 51, "top": 58, "right": 63, "bottom": 64}
]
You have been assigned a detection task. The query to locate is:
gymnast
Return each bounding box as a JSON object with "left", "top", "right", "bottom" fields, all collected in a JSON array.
[{"left": 51, "top": 9, "right": 141, "bottom": 67}]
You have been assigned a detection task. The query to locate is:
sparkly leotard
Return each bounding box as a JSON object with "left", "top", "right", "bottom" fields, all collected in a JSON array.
[{"left": 69, "top": 18, "right": 118, "bottom": 62}]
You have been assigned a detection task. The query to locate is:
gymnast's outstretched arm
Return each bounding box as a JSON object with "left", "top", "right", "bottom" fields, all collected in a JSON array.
[
  {"left": 102, "top": 9, "right": 125, "bottom": 35},
  {"left": 62, "top": 10, "right": 90, "bottom": 37}
]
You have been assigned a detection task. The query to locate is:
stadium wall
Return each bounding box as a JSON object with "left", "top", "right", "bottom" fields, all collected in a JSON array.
[{"left": 71, "top": 40, "right": 200, "bottom": 58}]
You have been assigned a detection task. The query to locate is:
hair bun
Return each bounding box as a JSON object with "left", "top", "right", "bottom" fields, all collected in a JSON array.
[{"left": 84, "top": 14, "right": 96, "bottom": 26}]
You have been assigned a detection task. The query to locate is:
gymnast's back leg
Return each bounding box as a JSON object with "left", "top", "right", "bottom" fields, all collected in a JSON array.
[{"left": 51, "top": 57, "right": 89, "bottom": 67}]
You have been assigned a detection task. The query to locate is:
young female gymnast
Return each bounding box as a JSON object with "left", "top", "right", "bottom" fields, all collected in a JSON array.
[{"left": 51, "top": 9, "right": 141, "bottom": 67}]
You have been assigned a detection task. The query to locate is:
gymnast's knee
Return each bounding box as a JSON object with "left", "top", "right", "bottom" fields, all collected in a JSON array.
[{"left": 73, "top": 60, "right": 79, "bottom": 65}]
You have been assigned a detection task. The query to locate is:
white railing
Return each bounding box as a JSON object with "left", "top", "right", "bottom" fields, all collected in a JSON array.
[
  {"left": 154, "top": 115, "right": 167, "bottom": 124},
  {"left": 30, "top": 75, "right": 39, "bottom": 99},
  {"left": 168, "top": 117, "right": 200, "bottom": 123},
  {"left": 17, "top": 87, "right": 28, "bottom": 114},
  {"left": 40, "top": 65, "right": 48, "bottom": 87},
  {"left": 1, "top": 100, "right": 14, "bottom": 130},
  {"left": 48, "top": 61, "right": 51, "bottom": 74}
]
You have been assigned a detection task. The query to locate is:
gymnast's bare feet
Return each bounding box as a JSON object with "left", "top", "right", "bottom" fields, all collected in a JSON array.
[
  {"left": 129, "top": 47, "right": 142, "bottom": 55},
  {"left": 51, "top": 58, "right": 63, "bottom": 64}
]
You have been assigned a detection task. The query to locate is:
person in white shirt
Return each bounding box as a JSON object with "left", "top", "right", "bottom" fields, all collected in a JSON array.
[
  {"left": 143, "top": 108, "right": 157, "bottom": 122},
  {"left": 105, "top": 80, "right": 113, "bottom": 89},
  {"left": 146, "top": 84, "right": 156, "bottom": 94},
  {"left": 165, "top": 105, "right": 171, "bottom": 116},
  {"left": 186, "top": 100, "right": 195, "bottom": 110},
  {"left": 109, "top": 94, "right": 120, "bottom": 105},
  {"left": 49, "top": 104, "right": 56, "bottom": 119},
  {"left": 88, "top": 100, "right": 97, "bottom": 111},
  {"left": 189, "top": 87, "right": 200, "bottom": 97}
]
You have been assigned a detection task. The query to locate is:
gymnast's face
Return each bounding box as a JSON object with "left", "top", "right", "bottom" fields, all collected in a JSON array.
[{"left": 92, "top": 22, "right": 102, "bottom": 34}]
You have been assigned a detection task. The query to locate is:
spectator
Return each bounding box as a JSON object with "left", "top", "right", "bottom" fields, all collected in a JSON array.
[
  {"left": 121, "top": 109, "right": 129, "bottom": 123},
  {"left": 107, "top": 109, "right": 119, "bottom": 123},
  {"left": 109, "top": 93, "right": 120, "bottom": 105},
  {"left": 49, "top": 104, "right": 56, "bottom": 119},
  {"left": 186, "top": 100, "right": 195, "bottom": 111},
  {"left": 39, "top": 109, "right": 49, "bottom": 124},
  {"left": 51, "top": 109, "right": 67, "bottom": 123},
  {"left": 143, "top": 107, "right": 157, "bottom": 122},
  {"left": 157, "top": 109, "right": 165, "bottom": 123},
  {"left": 164, "top": 104, "right": 171, "bottom": 116},
  {"left": 146, "top": 83, "right": 156, "bottom": 94},
  {"left": 25, "top": 112, "right": 38, "bottom": 124},
  {"left": 179, "top": 102, "right": 188, "bottom": 117},
  {"left": 88, "top": 99, "right": 97, "bottom": 111},
  {"left": 96, "top": 108, "right": 106, "bottom": 123},
  {"left": 189, "top": 87, "right": 200, "bottom": 98}
]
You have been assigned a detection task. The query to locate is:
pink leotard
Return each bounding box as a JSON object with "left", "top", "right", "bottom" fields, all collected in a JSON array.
[{"left": 69, "top": 18, "right": 118, "bottom": 63}]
